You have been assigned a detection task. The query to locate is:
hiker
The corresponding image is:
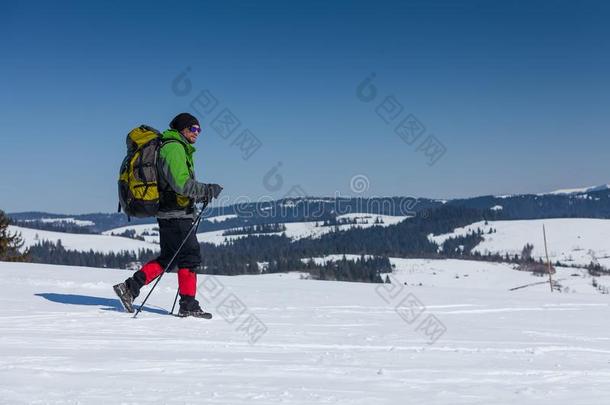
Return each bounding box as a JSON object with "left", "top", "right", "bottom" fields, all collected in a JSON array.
[{"left": 114, "top": 113, "right": 223, "bottom": 318}]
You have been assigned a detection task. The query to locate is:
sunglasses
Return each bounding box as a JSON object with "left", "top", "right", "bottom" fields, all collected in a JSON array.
[{"left": 189, "top": 126, "right": 202, "bottom": 134}]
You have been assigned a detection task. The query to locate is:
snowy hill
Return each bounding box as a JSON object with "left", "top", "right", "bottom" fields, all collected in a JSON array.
[
  {"left": 12, "top": 216, "right": 610, "bottom": 274},
  {"left": 14, "top": 216, "right": 610, "bottom": 271},
  {"left": 430, "top": 218, "right": 610, "bottom": 268},
  {"left": 547, "top": 184, "right": 610, "bottom": 195},
  {"left": 103, "top": 214, "right": 411, "bottom": 246},
  {"left": 10, "top": 225, "right": 159, "bottom": 254},
  {"left": 20, "top": 217, "right": 95, "bottom": 227},
  {"left": 493, "top": 184, "right": 610, "bottom": 198},
  {"left": 1, "top": 260, "right": 609, "bottom": 404},
  {"left": 102, "top": 223, "right": 161, "bottom": 244}
]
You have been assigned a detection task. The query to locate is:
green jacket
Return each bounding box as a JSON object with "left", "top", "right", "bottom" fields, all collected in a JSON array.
[{"left": 157, "top": 129, "right": 207, "bottom": 219}]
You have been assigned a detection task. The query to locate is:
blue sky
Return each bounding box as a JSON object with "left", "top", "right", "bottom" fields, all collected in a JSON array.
[{"left": 2, "top": 0, "right": 609, "bottom": 214}]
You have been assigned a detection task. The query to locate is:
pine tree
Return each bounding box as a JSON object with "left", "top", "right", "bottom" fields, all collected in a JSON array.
[{"left": 0, "top": 210, "right": 29, "bottom": 262}]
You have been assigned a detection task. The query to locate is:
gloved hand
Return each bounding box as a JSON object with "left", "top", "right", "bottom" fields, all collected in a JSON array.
[{"left": 203, "top": 183, "right": 223, "bottom": 201}]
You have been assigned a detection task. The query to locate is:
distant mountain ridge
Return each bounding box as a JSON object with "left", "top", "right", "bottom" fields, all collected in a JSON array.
[{"left": 9, "top": 186, "right": 610, "bottom": 233}]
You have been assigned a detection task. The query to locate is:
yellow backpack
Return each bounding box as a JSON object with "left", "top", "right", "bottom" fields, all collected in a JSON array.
[{"left": 117, "top": 125, "right": 176, "bottom": 219}]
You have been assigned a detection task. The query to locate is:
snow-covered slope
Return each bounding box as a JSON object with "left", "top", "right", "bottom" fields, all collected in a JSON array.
[
  {"left": 430, "top": 218, "right": 610, "bottom": 268},
  {"left": 21, "top": 217, "right": 95, "bottom": 227},
  {"left": 495, "top": 184, "right": 610, "bottom": 198},
  {"left": 102, "top": 223, "right": 160, "bottom": 244},
  {"left": 101, "top": 214, "right": 410, "bottom": 246},
  {"left": 389, "top": 258, "right": 604, "bottom": 293},
  {"left": 206, "top": 214, "right": 238, "bottom": 223},
  {"left": 1, "top": 260, "right": 609, "bottom": 404},
  {"left": 10, "top": 225, "right": 159, "bottom": 254},
  {"left": 336, "top": 213, "right": 410, "bottom": 226},
  {"left": 304, "top": 254, "right": 374, "bottom": 265},
  {"left": 547, "top": 184, "right": 610, "bottom": 195},
  {"left": 197, "top": 215, "right": 411, "bottom": 246},
  {"left": 303, "top": 256, "right": 601, "bottom": 293}
]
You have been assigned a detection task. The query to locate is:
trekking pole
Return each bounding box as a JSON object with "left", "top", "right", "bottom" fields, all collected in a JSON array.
[
  {"left": 170, "top": 289, "right": 180, "bottom": 315},
  {"left": 133, "top": 201, "right": 208, "bottom": 319}
]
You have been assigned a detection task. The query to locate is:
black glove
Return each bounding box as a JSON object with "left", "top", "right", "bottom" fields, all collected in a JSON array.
[{"left": 203, "top": 183, "right": 223, "bottom": 201}]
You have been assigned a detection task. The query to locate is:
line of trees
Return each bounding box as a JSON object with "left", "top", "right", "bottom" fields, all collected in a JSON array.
[
  {"left": 10, "top": 219, "right": 96, "bottom": 234},
  {"left": 27, "top": 240, "right": 157, "bottom": 268},
  {"left": 222, "top": 223, "right": 286, "bottom": 236}
]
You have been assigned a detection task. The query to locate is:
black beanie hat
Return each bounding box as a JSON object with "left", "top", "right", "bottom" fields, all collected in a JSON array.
[{"left": 169, "top": 113, "right": 200, "bottom": 132}]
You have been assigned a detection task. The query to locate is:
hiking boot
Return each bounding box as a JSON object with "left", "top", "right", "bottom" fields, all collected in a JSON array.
[
  {"left": 177, "top": 308, "right": 213, "bottom": 319},
  {"left": 177, "top": 295, "right": 213, "bottom": 319},
  {"left": 113, "top": 282, "right": 135, "bottom": 313}
]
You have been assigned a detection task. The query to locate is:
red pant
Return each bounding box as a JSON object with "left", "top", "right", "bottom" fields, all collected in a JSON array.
[{"left": 140, "top": 261, "right": 197, "bottom": 296}]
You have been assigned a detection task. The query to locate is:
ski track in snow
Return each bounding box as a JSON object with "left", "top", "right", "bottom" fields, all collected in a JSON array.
[{"left": 0, "top": 260, "right": 609, "bottom": 404}]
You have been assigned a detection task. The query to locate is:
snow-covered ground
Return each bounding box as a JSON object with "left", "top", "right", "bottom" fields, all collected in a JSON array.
[
  {"left": 430, "top": 218, "right": 610, "bottom": 268},
  {"left": 388, "top": 258, "right": 603, "bottom": 293},
  {"left": 1, "top": 259, "right": 609, "bottom": 404},
  {"left": 10, "top": 225, "right": 159, "bottom": 254},
  {"left": 303, "top": 256, "right": 602, "bottom": 293}
]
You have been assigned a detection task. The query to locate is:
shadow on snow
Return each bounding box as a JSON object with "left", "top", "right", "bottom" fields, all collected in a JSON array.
[{"left": 35, "top": 293, "right": 168, "bottom": 315}]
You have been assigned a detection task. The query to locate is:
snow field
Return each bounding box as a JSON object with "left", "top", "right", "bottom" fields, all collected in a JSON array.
[
  {"left": 1, "top": 260, "right": 609, "bottom": 404},
  {"left": 9, "top": 226, "right": 159, "bottom": 255}
]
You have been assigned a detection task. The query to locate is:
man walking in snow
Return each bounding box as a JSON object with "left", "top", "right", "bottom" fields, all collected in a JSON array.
[{"left": 114, "top": 113, "right": 222, "bottom": 318}]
